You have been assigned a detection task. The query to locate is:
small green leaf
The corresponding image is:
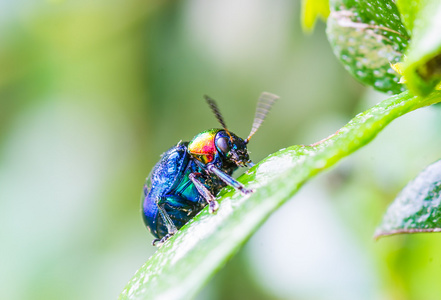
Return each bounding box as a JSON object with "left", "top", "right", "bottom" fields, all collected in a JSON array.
[
  {"left": 119, "top": 91, "right": 441, "bottom": 300},
  {"left": 327, "top": 0, "right": 410, "bottom": 94},
  {"left": 301, "top": 0, "right": 330, "bottom": 33},
  {"left": 395, "top": 0, "right": 418, "bottom": 32},
  {"left": 397, "top": 0, "right": 441, "bottom": 96},
  {"left": 375, "top": 160, "right": 441, "bottom": 239}
]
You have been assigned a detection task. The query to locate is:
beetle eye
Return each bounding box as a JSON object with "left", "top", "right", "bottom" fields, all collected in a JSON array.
[{"left": 216, "top": 137, "right": 230, "bottom": 154}]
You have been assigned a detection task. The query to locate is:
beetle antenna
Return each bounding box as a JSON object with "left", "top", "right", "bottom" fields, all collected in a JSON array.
[
  {"left": 204, "top": 95, "right": 234, "bottom": 142},
  {"left": 245, "top": 92, "right": 279, "bottom": 144}
]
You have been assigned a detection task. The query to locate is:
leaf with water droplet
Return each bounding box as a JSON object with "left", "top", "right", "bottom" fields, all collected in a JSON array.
[
  {"left": 375, "top": 160, "right": 441, "bottom": 239},
  {"left": 119, "top": 91, "right": 441, "bottom": 300},
  {"left": 327, "top": 0, "right": 410, "bottom": 94}
]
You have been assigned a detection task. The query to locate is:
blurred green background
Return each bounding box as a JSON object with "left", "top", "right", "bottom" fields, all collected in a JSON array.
[{"left": 2, "top": 0, "right": 441, "bottom": 299}]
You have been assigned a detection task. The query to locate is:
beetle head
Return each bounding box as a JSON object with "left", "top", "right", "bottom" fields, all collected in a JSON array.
[
  {"left": 203, "top": 92, "right": 278, "bottom": 167},
  {"left": 214, "top": 130, "right": 251, "bottom": 167}
]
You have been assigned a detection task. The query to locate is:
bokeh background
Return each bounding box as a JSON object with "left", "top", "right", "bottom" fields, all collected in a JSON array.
[{"left": 2, "top": 0, "right": 441, "bottom": 299}]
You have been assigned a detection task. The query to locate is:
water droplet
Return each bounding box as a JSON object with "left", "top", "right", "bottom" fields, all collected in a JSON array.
[
  {"left": 341, "top": 54, "right": 352, "bottom": 63},
  {"left": 356, "top": 70, "right": 366, "bottom": 78},
  {"left": 374, "top": 81, "right": 384, "bottom": 88},
  {"left": 387, "top": 68, "right": 396, "bottom": 74}
]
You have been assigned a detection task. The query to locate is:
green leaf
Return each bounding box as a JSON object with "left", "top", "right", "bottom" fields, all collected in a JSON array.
[
  {"left": 395, "top": 0, "right": 418, "bottom": 32},
  {"left": 120, "top": 91, "right": 441, "bottom": 300},
  {"left": 375, "top": 160, "right": 441, "bottom": 239},
  {"left": 326, "top": 0, "right": 410, "bottom": 94},
  {"left": 397, "top": 0, "right": 441, "bottom": 96},
  {"left": 301, "top": 0, "right": 330, "bottom": 33}
]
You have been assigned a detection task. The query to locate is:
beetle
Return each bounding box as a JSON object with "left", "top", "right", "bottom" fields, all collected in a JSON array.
[{"left": 142, "top": 92, "right": 278, "bottom": 246}]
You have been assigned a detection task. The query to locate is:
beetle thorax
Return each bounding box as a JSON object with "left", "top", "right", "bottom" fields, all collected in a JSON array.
[{"left": 187, "top": 129, "right": 221, "bottom": 164}]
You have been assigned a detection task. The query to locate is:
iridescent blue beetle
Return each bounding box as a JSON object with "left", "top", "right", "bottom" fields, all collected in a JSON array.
[{"left": 142, "top": 92, "right": 278, "bottom": 246}]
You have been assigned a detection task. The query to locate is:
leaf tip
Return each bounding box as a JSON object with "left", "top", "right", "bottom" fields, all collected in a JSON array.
[{"left": 301, "top": 0, "right": 330, "bottom": 34}]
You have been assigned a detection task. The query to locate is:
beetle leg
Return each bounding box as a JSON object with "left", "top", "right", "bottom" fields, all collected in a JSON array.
[
  {"left": 207, "top": 164, "right": 253, "bottom": 195},
  {"left": 154, "top": 198, "right": 178, "bottom": 245},
  {"left": 152, "top": 233, "right": 174, "bottom": 247},
  {"left": 189, "top": 173, "right": 219, "bottom": 213}
]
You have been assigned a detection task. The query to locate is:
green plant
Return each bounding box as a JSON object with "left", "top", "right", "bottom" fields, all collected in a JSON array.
[{"left": 120, "top": 1, "right": 441, "bottom": 299}]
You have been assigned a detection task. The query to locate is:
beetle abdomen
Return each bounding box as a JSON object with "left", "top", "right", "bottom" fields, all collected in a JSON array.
[{"left": 142, "top": 143, "right": 190, "bottom": 237}]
